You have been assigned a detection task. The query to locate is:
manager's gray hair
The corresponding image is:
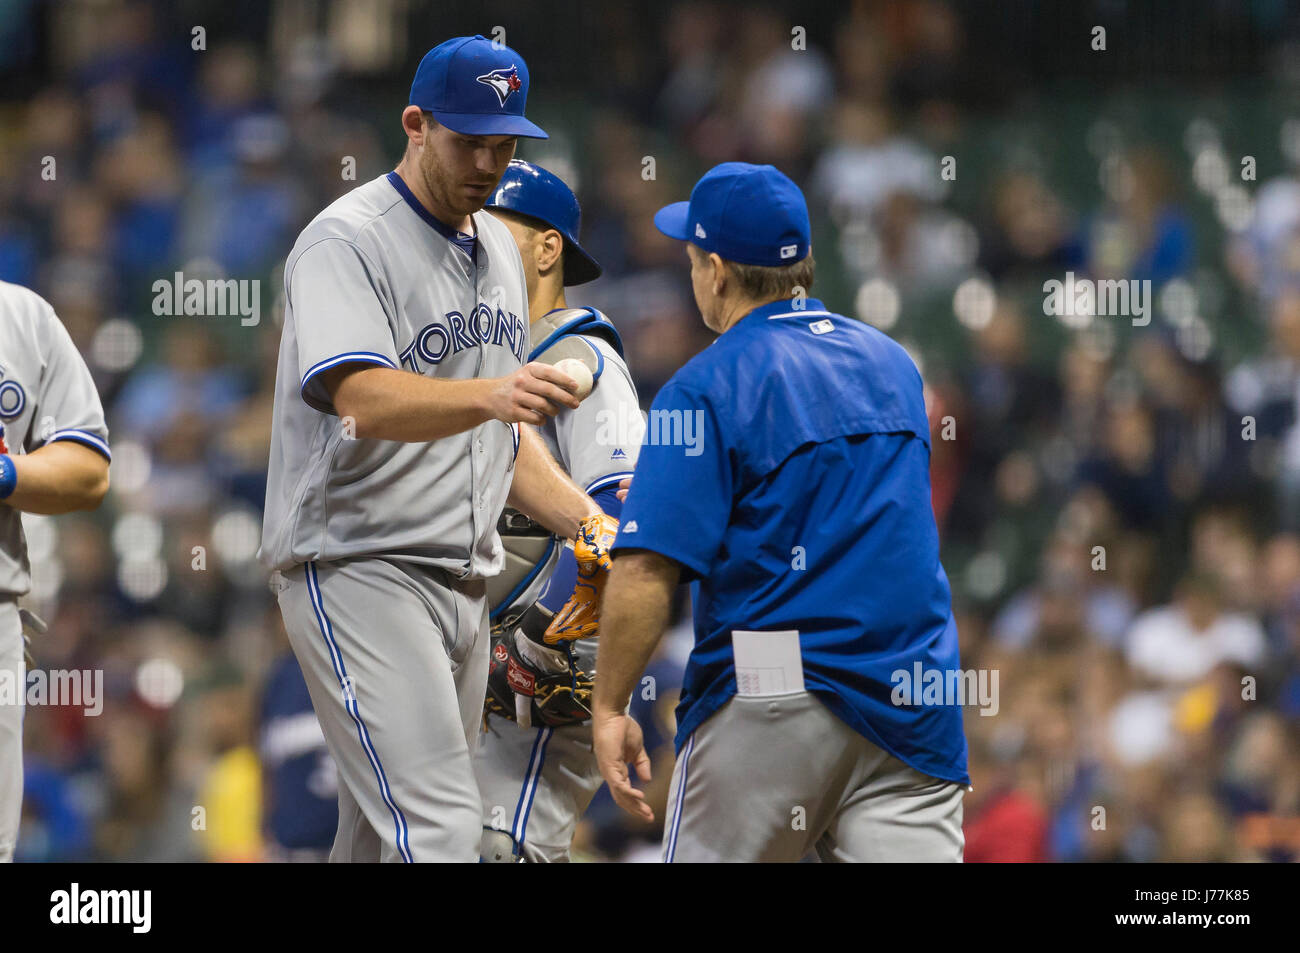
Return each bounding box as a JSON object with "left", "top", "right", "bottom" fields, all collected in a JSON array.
[{"left": 727, "top": 254, "right": 816, "bottom": 300}]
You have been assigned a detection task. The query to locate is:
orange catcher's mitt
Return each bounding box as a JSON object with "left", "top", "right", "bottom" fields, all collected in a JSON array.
[{"left": 542, "top": 512, "right": 618, "bottom": 643}]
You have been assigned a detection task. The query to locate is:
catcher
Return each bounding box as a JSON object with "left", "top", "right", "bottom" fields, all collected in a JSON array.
[{"left": 475, "top": 161, "right": 641, "bottom": 862}]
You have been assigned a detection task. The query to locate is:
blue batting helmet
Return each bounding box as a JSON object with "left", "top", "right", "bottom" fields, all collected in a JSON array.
[{"left": 486, "top": 159, "right": 602, "bottom": 285}]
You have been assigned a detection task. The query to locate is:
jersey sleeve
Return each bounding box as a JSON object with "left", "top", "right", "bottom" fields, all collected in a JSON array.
[
  {"left": 553, "top": 340, "right": 640, "bottom": 495},
  {"left": 289, "top": 238, "right": 401, "bottom": 415},
  {"left": 24, "top": 303, "right": 110, "bottom": 460},
  {"left": 610, "top": 379, "right": 733, "bottom": 581}
]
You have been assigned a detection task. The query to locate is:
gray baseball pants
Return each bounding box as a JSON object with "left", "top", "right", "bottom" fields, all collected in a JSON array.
[
  {"left": 662, "top": 690, "right": 966, "bottom": 863},
  {"left": 275, "top": 557, "right": 490, "bottom": 862}
]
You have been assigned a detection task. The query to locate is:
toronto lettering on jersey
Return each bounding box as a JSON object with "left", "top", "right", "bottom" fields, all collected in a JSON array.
[
  {"left": 0, "top": 668, "right": 103, "bottom": 716},
  {"left": 890, "top": 663, "right": 999, "bottom": 716},
  {"left": 151, "top": 271, "right": 261, "bottom": 326},
  {"left": 49, "top": 883, "right": 151, "bottom": 933},
  {"left": 399, "top": 305, "right": 529, "bottom": 371}
]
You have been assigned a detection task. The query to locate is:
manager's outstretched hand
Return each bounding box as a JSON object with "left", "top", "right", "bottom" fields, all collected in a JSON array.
[{"left": 592, "top": 708, "right": 654, "bottom": 822}]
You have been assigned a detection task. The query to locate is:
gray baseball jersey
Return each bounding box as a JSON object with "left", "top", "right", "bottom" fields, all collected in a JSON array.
[
  {"left": 261, "top": 171, "right": 534, "bottom": 862},
  {"left": 259, "top": 172, "right": 530, "bottom": 578},
  {"left": 477, "top": 308, "right": 641, "bottom": 861},
  {"left": 0, "top": 281, "right": 110, "bottom": 863},
  {"left": 0, "top": 281, "right": 111, "bottom": 597}
]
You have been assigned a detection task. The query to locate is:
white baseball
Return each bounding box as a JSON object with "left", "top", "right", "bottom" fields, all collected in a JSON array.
[{"left": 553, "top": 357, "right": 594, "bottom": 400}]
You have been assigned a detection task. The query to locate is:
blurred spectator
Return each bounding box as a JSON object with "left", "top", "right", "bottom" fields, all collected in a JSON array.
[
  {"left": 179, "top": 114, "right": 305, "bottom": 274},
  {"left": 812, "top": 102, "right": 942, "bottom": 225},
  {"left": 1229, "top": 165, "right": 1300, "bottom": 304},
  {"left": 192, "top": 667, "right": 263, "bottom": 862},
  {"left": 1082, "top": 149, "right": 1194, "bottom": 286},
  {"left": 977, "top": 169, "right": 1074, "bottom": 282},
  {"left": 962, "top": 737, "right": 1049, "bottom": 862},
  {"left": 1125, "top": 573, "right": 1266, "bottom": 687}
]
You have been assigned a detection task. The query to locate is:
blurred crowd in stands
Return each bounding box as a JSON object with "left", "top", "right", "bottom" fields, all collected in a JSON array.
[{"left": 1, "top": 0, "right": 1298, "bottom": 861}]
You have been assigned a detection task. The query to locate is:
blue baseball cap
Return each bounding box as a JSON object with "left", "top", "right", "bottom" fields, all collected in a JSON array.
[
  {"left": 653, "top": 162, "right": 811, "bottom": 266},
  {"left": 486, "top": 159, "right": 602, "bottom": 285},
  {"left": 410, "top": 35, "right": 547, "bottom": 139}
]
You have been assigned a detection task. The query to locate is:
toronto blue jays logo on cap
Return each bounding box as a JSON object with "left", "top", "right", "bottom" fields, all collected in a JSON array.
[
  {"left": 409, "top": 36, "right": 548, "bottom": 138},
  {"left": 477, "top": 65, "right": 523, "bottom": 107}
]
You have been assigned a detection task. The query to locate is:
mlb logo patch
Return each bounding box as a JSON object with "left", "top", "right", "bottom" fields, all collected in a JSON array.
[
  {"left": 780, "top": 244, "right": 798, "bottom": 259},
  {"left": 811, "top": 319, "right": 835, "bottom": 334}
]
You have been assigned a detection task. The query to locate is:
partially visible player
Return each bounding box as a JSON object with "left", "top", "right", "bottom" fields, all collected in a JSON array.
[
  {"left": 258, "top": 634, "right": 338, "bottom": 862},
  {"left": 592, "top": 163, "right": 970, "bottom": 862},
  {"left": 475, "top": 160, "right": 641, "bottom": 862},
  {"left": 0, "top": 280, "right": 111, "bottom": 862}
]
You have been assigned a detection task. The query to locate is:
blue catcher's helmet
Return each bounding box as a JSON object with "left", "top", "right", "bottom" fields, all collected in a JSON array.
[{"left": 486, "top": 159, "right": 602, "bottom": 285}]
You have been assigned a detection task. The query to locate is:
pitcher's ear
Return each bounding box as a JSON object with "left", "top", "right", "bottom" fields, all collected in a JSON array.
[{"left": 402, "top": 106, "right": 429, "bottom": 144}]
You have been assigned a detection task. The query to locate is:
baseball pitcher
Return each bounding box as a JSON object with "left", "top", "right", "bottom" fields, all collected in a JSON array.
[
  {"left": 592, "top": 163, "right": 970, "bottom": 862},
  {"left": 0, "top": 280, "right": 111, "bottom": 862},
  {"left": 259, "top": 36, "right": 615, "bottom": 863},
  {"left": 473, "top": 160, "right": 640, "bottom": 862}
]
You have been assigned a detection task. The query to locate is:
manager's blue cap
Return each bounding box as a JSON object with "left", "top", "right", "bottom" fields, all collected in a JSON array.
[
  {"left": 410, "top": 35, "right": 548, "bottom": 139},
  {"left": 653, "top": 162, "right": 810, "bottom": 266},
  {"left": 487, "top": 159, "right": 602, "bottom": 285}
]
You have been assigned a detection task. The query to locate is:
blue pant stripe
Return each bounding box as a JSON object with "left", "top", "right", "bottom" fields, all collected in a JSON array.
[
  {"left": 306, "top": 561, "right": 413, "bottom": 863},
  {"left": 518, "top": 727, "right": 553, "bottom": 843},
  {"left": 511, "top": 729, "right": 545, "bottom": 840},
  {"left": 666, "top": 733, "right": 695, "bottom": 863},
  {"left": 512, "top": 727, "right": 552, "bottom": 844}
]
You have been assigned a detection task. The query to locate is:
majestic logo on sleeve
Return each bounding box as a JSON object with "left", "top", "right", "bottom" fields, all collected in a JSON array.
[{"left": 476, "top": 66, "right": 523, "bottom": 107}]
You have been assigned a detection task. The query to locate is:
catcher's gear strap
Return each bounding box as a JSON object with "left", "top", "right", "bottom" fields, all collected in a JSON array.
[
  {"left": 487, "top": 531, "right": 562, "bottom": 628},
  {"left": 529, "top": 307, "right": 625, "bottom": 362},
  {"left": 497, "top": 508, "right": 549, "bottom": 538}
]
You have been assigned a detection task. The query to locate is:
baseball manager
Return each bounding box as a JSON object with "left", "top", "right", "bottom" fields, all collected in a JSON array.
[{"left": 592, "top": 162, "right": 970, "bottom": 862}]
